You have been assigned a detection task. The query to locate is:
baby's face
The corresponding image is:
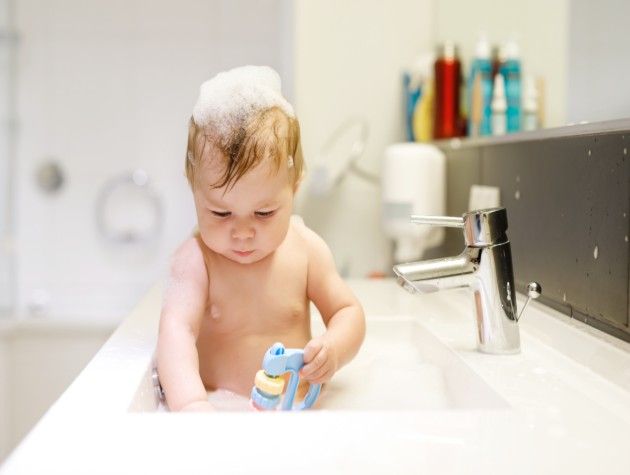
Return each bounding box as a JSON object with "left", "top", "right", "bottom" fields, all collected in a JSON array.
[{"left": 192, "top": 156, "right": 295, "bottom": 264}]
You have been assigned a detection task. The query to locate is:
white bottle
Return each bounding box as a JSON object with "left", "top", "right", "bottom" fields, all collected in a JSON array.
[
  {"left": 522, "top": 75, "right": 539, "bottom": 132},
  {"left": 491, "top": 73, "right": 507, "bottom": 136}
]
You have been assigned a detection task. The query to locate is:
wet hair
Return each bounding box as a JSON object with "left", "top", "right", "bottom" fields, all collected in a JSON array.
[{"left": 185, "top": 106, "right": 304, "bottom": 191}]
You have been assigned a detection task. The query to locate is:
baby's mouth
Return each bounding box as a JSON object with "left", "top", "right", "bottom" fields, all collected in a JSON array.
[{"left": 233, "top": 250, "right": 254, "bottom": 257}]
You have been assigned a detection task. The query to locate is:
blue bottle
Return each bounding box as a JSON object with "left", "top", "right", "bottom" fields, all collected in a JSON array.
[
  {"left": 403, "top": 72, "right": 422, "bottom": 141},
  {"left": 467, "top": 36, "right": 493, "bottom": 136},
  {"left": 499, "top": 39, "right": 522, "bottom": 133}
]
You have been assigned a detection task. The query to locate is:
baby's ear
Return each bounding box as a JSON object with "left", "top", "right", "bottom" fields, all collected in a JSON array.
[{"left": 292, "top": 172, "right": 304, "bottom": 194}]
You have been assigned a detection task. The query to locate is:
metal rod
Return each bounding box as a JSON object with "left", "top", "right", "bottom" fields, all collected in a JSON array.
[{"left": 410, "top": 215, "right": 465, "bottom": 228}]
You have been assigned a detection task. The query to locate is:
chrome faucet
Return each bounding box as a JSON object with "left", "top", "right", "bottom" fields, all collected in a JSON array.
[{"left": 393, "top": 207, "right": 541, "bottom": 354}]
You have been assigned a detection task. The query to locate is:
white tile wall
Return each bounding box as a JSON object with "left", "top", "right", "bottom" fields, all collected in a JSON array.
[{"left": 13, "top": 0, "right": 291, "bottom": 321}]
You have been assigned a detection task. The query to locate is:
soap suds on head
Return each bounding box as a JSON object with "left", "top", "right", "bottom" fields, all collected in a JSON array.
[
  {"left": 192, "top": 65, "right": 294, "bottom": 141},
  {"left": 185, "top": 65, "right": 303, "bottom": 191}
]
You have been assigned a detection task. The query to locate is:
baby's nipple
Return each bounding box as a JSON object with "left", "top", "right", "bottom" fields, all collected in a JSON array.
[{"left": 210, "top": 304, "right": 221, "bottom": 320}]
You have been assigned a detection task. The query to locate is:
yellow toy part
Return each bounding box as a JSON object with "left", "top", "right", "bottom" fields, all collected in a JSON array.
[{"left": 254, "top": 370, "right": 284, "bottom": 396}]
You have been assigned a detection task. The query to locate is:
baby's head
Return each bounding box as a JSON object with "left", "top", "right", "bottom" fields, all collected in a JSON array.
[
  {"left": 185, "top": 66, "right": 303, "bottom": 264},
  {"left": 185, "top": 65, "right": 303, "bottom": 192}
]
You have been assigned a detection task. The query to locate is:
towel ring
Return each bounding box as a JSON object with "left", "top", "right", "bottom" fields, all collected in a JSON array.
[{"left": 95, "top": 169, "right": 163, "bottom": 245}]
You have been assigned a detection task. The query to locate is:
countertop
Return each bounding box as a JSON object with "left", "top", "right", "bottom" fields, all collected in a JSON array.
[{"left": 1, "top": 279, "right": 629, "bottom": 474}]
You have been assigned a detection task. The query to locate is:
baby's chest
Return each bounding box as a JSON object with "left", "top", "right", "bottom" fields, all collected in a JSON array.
[{"left": 204, "top": 260, "right": 309, "bottom": 334}]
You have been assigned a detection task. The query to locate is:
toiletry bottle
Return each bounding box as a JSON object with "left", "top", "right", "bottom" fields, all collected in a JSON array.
[
  {"left": 536, "top": 77, "right": 545, "bottom": 128},
  {"left": 467, "top": 35, "right": 493, "bottom": 136},
  {"left": 499, "top": 39, "right": 521, "bottom": 133},
  {"left": 469, "top": 74, "right": 483, "bottom": 137},
  {"left": 522, "top": 75, "right": 539, "bottom": 131},
  {"left": 491, "top": 73, "right": 507, "bottom": 136},
  {"left": 433, "top": 42, "right": 461, "bottom": 139},
  {"left": 491, "top": 45, "right": 502, "bottom": 81},
  {"left": 407, "top": 54, "right": 433, "bottom": 142},
  {"left": 403, "top": 72, "right": 421, "bottom": 141},
  {"left": 413, "top": 77, "right": 434, "bottom": 142}
]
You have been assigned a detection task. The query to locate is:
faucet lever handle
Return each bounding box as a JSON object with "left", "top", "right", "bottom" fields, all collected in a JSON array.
[
  {"left": 410, "top": 215, "right": 464, "bottom": 228},
  {"left": 515, "top": 282, "right": 542, "bottom": 322}
]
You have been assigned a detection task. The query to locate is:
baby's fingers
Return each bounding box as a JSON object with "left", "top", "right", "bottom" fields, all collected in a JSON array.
[
  {"left": 303, "top": 339, "right": 323, "bottom": 363},
  {"left": 304, "top": 361, "right": 333, "bottom": 384},
  {"left": 300, "top": 346, "right": 327, "bottom": 377}
]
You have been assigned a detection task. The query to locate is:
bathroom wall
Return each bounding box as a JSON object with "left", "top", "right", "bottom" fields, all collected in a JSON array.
[
  {"left": 9, "top": 324, "right": 112, "bottom": 449},
  {"left": 0, "top": 0, "right": 15, "bottom": 314},
  {"left": 0, "top": 331, "right": 9, "bottom": 461},
  {"left": 0, "top": 323, "right": 112, "bottom": 462},
  {"left": 13, "top": 0, "right": 292, "bottom": 321},
  {"left": 292, "top": 0, "right": 434, "bottom": 277},
  {"left": 566, "top": 0, "right": 630, "bottom": 123}
]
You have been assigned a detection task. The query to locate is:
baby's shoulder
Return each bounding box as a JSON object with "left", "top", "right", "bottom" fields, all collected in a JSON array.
[
  {"left": 288, "top": 215, "right": 330, "bottom": 257},
  {"left": 168, "top": 236, "right": 207, "bottom": 280}
]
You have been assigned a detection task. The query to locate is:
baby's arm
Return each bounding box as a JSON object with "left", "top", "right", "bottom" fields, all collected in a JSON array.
[
  {"left": 299, "top": 228, "right": 366, "bottom": 384},
  {"left": 157, "top": 237, "right": 212, "bottom": 411}
]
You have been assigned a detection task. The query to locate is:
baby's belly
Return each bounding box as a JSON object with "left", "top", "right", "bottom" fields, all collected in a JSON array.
[{"left": 197, "top": 326, "right": 312, "bottom": 397}]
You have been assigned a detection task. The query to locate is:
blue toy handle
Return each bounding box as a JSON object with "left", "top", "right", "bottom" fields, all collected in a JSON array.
[
  {"left": 257, "top": 342, "right": 321, "bottom": 411},
  {"left": 282, "top": 369, "right": 321, "bottom": 410}
]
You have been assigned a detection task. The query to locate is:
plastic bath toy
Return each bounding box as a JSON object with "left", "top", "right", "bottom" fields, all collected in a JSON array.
[{"left": 250, "top": 342, "right": 321, "bottom": 411}]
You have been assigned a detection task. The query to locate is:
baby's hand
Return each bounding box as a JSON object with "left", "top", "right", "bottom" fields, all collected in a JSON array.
[
  {"left": 300, "top": 336, "right": 339, "bottom": 385},
  {"left": 179, "top": 400, "right": 216, "bottom": 412}
]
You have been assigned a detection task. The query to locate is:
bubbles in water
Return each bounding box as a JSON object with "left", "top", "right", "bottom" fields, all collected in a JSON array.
[
  {"left": 514, "top": 190, "right": 521, "bottom": 200},
  {"left": 207, "top": 389, "right": 254, "bottom": 411},
  {"left": 588, "top": 149, "right": 592, "bottom": 157},
  {"left": 593, "top": 245, "right": 598, "bottom": 260}
]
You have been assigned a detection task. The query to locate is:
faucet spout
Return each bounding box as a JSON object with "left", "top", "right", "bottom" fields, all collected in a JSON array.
[{"left": 393, "top": 251, "right": 477, "bottom": 294}]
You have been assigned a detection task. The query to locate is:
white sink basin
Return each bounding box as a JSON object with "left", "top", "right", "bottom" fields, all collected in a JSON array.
[{"left": 317, "top": 316, "right": 509, "bottom": 411}]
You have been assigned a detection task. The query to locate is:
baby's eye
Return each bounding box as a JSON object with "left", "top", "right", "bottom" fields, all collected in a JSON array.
[
  {"left": 211, "top": 210, "right": 231, "bottom": 218},
  {"left": 255, "top": 210, "right": 276, "bottom": 218}
]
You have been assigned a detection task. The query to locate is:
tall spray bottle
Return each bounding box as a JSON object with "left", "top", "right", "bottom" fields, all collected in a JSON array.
[
  {"left": 433, "top": 42, "right": 462, "bottom": 139},
  {"left": 499, "top": 38, "right": 522, "bottom": 133},
  {"left": 467, "top": 35, "right": 493, "bottom": 136},
  {"left": 491, "top": 73, "right": 507, "bottom": 136}
]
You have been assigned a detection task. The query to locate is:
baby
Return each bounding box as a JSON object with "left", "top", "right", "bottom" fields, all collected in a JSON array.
[{"left": 157, "top": 66, "right": 366, "bottom": 411}]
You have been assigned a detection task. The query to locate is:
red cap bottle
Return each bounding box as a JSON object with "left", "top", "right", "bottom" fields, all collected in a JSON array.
[{"left": 433, "top": 42, "right": 462, "bottom": 139}]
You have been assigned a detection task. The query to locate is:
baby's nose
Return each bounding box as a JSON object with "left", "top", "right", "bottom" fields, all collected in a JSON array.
[{"left": 231, "top": 221, "right": 255, "bottom": 240}]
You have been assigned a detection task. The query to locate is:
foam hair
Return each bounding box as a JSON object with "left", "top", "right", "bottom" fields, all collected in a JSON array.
[{"left": 192, "top": 65, "right": 295, "bottom": 140}]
